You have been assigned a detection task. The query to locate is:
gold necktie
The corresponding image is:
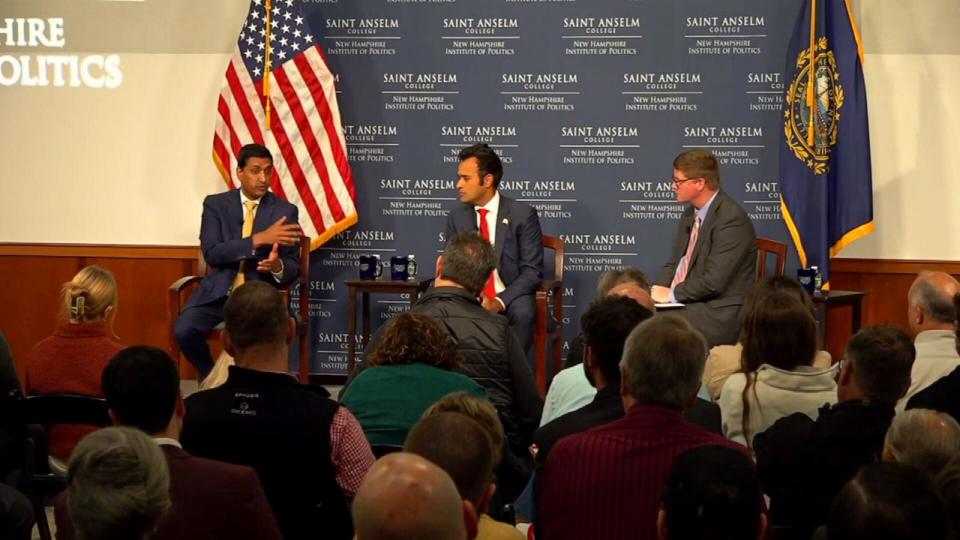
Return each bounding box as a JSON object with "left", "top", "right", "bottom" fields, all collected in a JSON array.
[{"left": 232, "top": 200, "right": 258, "bottom": 290}]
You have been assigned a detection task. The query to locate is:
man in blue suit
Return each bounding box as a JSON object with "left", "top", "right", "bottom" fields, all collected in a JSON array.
[
  {"left": 445, "top": 143, "right": 543, "bottom": 352},
  {"left": 174, "top": 143, "right": 301, "bottom": 379}
]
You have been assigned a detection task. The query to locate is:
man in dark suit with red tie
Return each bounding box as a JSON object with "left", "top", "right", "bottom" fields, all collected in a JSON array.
[
  {"left": 173, "top": 143, "right": 302, "bottom": 379},
  {"left": 651, "top": 150, "right": 757, "bottom": 347},
  {"left": 54, "top": 346, "right": 282, "bottom": 540},
  {"left": 445, "top": 143, "right": 544, "bottom": 353}
]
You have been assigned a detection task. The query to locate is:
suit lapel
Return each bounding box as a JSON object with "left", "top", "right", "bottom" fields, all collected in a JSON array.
[
  {"left": 228, "top": 190, "right": 244, "bottom": 239},
  {"left": 463, "top": 204, "right": 479, "bottom": 233},
  {"left": 494, "top": 196, "right": 509, "bottom": 260},
  {"left": 252, "top": 191, "right": 275, "bottom": 234}
]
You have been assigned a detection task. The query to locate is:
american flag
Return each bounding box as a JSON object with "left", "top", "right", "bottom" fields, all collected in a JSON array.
[{"left": 213, "top": 0, "right": 357, "bottom": 248}]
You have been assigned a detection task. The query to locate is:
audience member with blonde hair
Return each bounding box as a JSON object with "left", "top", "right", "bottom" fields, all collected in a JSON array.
[
  {"left": 341, "top": 313, "right": 488, "bottom": 448},
  {"left": 718, "top": 292, "right": 837, "bottom": 447},
  {"left": 406, "top": 412, "right": 522, "bottom": 540},
  {"left": 66, "top": 426, "right": 171, "bottom": 540},
  {"left": 25, "top": 265, "right": 125, "bottom": 461},
  {"left": 704, "top": 276, "right": 832, "bottom": 401},
  {"left": 423, "top": 392, "right": 523, "bottom": 531}
]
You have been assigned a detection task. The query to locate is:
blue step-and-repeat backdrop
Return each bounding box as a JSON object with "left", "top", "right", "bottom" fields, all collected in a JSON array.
[{"left": 299, "top": 0, "right": 806, "bottom": 375}]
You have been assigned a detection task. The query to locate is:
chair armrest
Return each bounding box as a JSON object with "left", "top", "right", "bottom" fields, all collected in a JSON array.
[
  {"left": 168, "top": 275, "right": 202, "bottom": 293},
  {"left": 538, "top": 279, "right": 563, "bottom": 293}
]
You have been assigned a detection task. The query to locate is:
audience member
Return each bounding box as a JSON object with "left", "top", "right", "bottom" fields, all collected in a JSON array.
[
  {"left": 561, "top": 267, "right": 654, "bottom": 371},
  {"left": 65, "top": 427, "right": 171, "bottom": 540},
  {"left": 25, "top": 265, "right": 125, "bottom": 462},
  {"left": 541, "top": 270, "right": 655, "bottom": 426},
  {"left": 406, "top": 412, "right": 522, "bottom": 540},
  {"left": 341, "top": 313, "right": 487, "bottom": 448},
  {"left": 537, "top": 315, "right": 748, "bottom": 540},
  {"left": 423, "top": 392, "right": 522, "bottom": 523},
  {"left": 908, "top": 292, "right": 960, "bottom": 420},
  {"left": 351, "top": 232, "right": 541, "bottom": 462},
  {"left": 825, "top": 462, "right": 947, "bottom": 540},
  {"left": 718, "top": 292, "right": 837, "bottom": 446},
  {"left": 883, "top": 408, "right": 960, "bottom": 478},
  {"left": 658, "top": 445, "right": 766, "bottom": 540},
  {"left": 703, "top": 276, "right": 832, "bottom": 400},
  {"left": 536, "top": 296, "right": 720, "bottom": 467},
  {"left": 54, "top": 346, "right": 281, "bottom": 540},
  {"left": 899, "top": 272, "right": 960, "bottom": 409},
  {"left": 935, "top": 456, "right": 960, "bottom": 537},
  {"left": 181, "top": 282, "right": 374, "bottom": 540},
  {"left": 754, "top": 325, "right": 915, "bottom": 539},
  {"left": 353, "top": 452, "right": 476, "bottom": 540}
]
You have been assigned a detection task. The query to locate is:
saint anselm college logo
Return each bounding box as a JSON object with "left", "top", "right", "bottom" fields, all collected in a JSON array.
[{"left": 784, "top": 37, "right": 844, "bottom": 175}]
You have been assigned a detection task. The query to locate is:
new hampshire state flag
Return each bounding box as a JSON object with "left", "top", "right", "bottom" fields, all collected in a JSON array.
[{"left": 779, "top": 0, "right": 874, "bottom": 288}]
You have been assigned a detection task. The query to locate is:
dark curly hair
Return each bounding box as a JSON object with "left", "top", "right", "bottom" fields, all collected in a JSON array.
[{"left": 367, "top": 313, "right": 462, "bottom": 370}]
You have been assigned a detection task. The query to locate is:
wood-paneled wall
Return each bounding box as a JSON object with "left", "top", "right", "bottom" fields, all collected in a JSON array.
[
  {"left": 0, "top": 244, "right": 199, "bottom": 382},
  {"left": 826, "top": 258, "right": 960, "bottom": 359},
  {"left": 1, "top": 244, "right": 957, "bottom": 382}
]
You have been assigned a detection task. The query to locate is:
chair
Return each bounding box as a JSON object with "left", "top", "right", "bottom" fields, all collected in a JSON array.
[
  {"left": 19, "top": 394, "right": 111, "bottom": 540},
  {"left": 756, "top": 237, "right": 787, "bottom": 279},
  {"left": 168, "top": 235, "right": 311, "bottom": 383},
  {"left": 534, "top": 236, "right": 564, "bottom": 396}
]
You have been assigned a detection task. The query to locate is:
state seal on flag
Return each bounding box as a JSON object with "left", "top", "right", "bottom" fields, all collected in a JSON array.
[{"left": 784, "top": 37, "right": 845, "bottom": 175}]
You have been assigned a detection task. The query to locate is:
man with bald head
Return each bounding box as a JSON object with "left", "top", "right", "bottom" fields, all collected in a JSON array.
[
  {"left": 898, "top": 271, "right": 960, "bottom": 409},
  {"left": 353, "top": 453, "right": 477, "bottom": 540}
]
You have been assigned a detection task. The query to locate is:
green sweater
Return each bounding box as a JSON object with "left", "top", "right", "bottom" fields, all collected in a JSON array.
[{"left": 341, "top": 363, "right": 489, "bottom": 447}]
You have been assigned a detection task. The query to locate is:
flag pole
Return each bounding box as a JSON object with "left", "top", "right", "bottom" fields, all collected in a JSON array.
[
  {"left": 806, "top": 0, "right": 817, "bottom": 147},
  {"left": 262, "top": 0, "right": 273, "bottom": 131}
]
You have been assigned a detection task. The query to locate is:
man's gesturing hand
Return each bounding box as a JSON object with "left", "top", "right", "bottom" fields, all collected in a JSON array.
[
  {"left": 253, "top": 216, "right": 300, "bottom": 247},
  {"left": 257, "top": 243, "right": 283, "bottom": 274}
]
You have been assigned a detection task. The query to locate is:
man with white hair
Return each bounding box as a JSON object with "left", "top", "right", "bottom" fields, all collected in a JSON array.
[
  {"left": 883, "top": 408, "right": 960, "bottom": 478},
  {"left": 899, "top": 271, "right": 960, "bottom": 408}
]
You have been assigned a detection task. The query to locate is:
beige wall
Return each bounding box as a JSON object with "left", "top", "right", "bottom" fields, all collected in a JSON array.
[
  {"left": 0, "top": 0, "right": 245, "bottom": 245},
  {"left": 840, "top": 0, "right": 960, "bottom": 260},
  {"left": 0, "top": 1, "right": 958, "bottom": 259}
]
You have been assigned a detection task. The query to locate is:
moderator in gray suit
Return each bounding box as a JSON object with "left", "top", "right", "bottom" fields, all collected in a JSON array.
[{"left": 655, "top": 189, "right": 757, "bottom": 347}]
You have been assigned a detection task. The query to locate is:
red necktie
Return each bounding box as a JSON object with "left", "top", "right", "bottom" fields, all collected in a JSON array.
[
  {"left": 477, "top": 208, "right": 497, "bottom": 300},
  {"left": 671, "top": 215, "right": 701, "bottom": 288}
]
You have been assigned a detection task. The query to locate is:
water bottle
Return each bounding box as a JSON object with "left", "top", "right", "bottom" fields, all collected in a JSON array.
[
  {"left": 406, "top": 254, "right": 418, "bottom": 281},
  {"left": 811, "top": 265, "right": 823, "bottom": 294}
]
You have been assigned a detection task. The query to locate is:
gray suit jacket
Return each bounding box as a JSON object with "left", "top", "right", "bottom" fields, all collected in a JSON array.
[{"left": 655, "top": 189, "right": 757, "bottom": 346}]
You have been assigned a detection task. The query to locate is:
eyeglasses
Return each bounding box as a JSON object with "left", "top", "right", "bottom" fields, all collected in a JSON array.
[{"left": 671, "top": 176, "right": 702, "bottom": 187}]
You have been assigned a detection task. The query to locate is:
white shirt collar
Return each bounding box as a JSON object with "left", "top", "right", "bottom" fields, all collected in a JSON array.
[
  {"left": 477, "top": 190, "right": 500, "bottom": 216},
  {"left": 152, "top": 437, "right": 182, "bottom": 449},
  {"left": 239, "top": 190, "right": 263, "bottom": 206}
]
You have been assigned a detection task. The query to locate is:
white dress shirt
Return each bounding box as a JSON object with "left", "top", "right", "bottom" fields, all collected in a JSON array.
[{"left": 475, "top": 192, "right": 506, "bottom": 303}]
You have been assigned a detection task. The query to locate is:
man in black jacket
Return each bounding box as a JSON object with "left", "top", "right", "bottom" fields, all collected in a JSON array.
[
  {"left": 414, "top": 232, "right": 542, "bottom": 459},
  {"left": 181, "top": 282, "right": 374, "bottom": 540},
  {"left": 753, "top": 325, "right": 915, "bottom": 540}
]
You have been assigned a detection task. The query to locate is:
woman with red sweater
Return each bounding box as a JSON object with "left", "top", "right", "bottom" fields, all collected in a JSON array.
[{"left": 25, "top": 265, "right": 125, "bottom": 462}]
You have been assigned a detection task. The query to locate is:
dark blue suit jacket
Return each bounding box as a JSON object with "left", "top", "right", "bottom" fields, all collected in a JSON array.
[
  {"left": 445, "top": 194, "right": 543, "bottom": 308},
  {"left": 186, "top": 190, "right": 300, "bottom": 308}
]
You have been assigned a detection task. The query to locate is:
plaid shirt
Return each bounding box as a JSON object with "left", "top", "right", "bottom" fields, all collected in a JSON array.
[{"left": 330, "top": 406, "right": 374, "bottom": 502}]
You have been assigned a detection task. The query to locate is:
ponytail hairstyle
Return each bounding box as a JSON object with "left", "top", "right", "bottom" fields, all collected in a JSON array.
[{"left": 61, "top": 266, "right": 118, "bottom": 335}]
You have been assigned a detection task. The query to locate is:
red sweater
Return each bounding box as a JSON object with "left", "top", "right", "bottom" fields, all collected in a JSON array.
[{"left": 25, "top": 321, "right": 125, "bottom": 460}]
